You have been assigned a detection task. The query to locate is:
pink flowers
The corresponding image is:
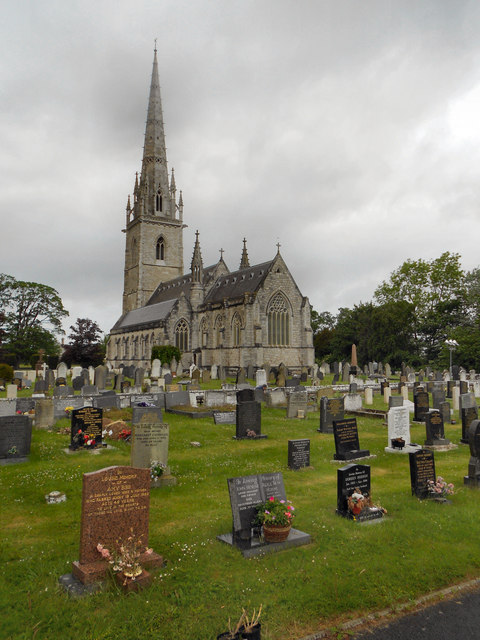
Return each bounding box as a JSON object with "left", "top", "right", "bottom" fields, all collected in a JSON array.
[{"left": 268, "top": 496, "right": 275, "bottom": 502}]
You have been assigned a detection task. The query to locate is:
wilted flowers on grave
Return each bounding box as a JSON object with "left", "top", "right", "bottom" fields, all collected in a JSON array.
[
  {"left": 97, "top": 532, "right": 152, "bottom": 583},
  {"left": 150, "top": 460, "right": 166, "bottom": 480},
  {"left": 427, "top": 476, "right": 454, "bottom": 498},
  {"left": 253, "top": 496, "right": 296, "bottom": 527}
]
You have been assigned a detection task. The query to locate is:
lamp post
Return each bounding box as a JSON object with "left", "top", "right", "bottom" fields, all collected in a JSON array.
[{"left": 445, "top": 339, "right": 459, "bottom": 377}]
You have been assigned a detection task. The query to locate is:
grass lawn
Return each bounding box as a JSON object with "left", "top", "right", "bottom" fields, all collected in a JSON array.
[{"left": 1, "top": 393, "right": 479, "bottom": 640}]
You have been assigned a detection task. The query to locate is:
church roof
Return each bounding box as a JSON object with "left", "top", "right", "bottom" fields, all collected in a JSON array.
[
  {"left": 111, "top": 299, "right": 177, "bottom": 332},
  {"left": 146, "top": 263, "right": 220, "bottom": 305},
  {"left": 203, "top": 260, "right": 273, "bottom": 305}
]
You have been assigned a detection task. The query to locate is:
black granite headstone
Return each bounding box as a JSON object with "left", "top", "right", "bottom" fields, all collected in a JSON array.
[
  {"left": 413, "top": 391, "right": 429, "bottom": 422},
  {"left": 288, "top": 439, "right": 310, "bottom": 470},
  {"left": 0, "top": 415, "right": 32, "bottom": 461},
  {"left": 70, "top": 407, "right": 103, "bottom": 450},
  {"left": 425, "top": 410, "right": 450, "bottom": 446},
  {"left": 333, "top": 418, "right": 370, "bottom": 461},
  {"left": 461, "top": 406, "right": 478, "bottom": 445},
  {"left": 464, "top": 419, "right": 480, "bottom": 487},
  {"left": 409, "top": 449, "right": 436, "bottom": 498},
  {"left": 336, "top": 464, "right": 382, "bottom": 521}
]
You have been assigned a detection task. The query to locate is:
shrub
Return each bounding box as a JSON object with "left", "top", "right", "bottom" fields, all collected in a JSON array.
[
  {"left": 0, "top": 363, "right": 14, "bottom": 382},
  {"left": 151, "top": 345, "right": 181, "bottom": 366}
]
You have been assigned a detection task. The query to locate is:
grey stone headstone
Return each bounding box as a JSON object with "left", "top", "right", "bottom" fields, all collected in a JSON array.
[
  {"left": 81, "top": 385, "right": 98, "bottom": 396},
  {"left": 286, "top": 391, "right": 307, "bottom": 418},
  {"left": 389, "top": 396, "right": 403, "bottom": 408},
  {"left": 0, "top": 415, "right": 32, "bottom": 460},
  {"left": 344, "top": 393, "right": 362, "bottom": 412},
  {"left": 131, "top": 415, "right": 171, "bottom": 475},
  {"left": 57, "top": 362, "right": 68, "bottom": 380},
  {"left": 462, "top": 406, "right": 479, "bottom": 444},
  {"left": 165, "top": 391, "right": 189, "bottom": 409},
  {"left": 53, "top": 386, "right": 70, "bottom": 398},
  {"left": 288, "top": 439, "right": 310, "bottom": 470},
  {"left": 134, "top": 367, "right": 145, "bottom": 387},
  {"left": 94, "top": 365, "right": 107, "bottom": 390},
  {"left": 72, "top": 376, "right": 84, "bottom": 391},
  {"left": 53, "top": 397, "right": 85, "bottom": 420},
  {"left": 93, "top": 395, "right": 120, "bottom": 410},
  {"left": 132, "top": 405, "right": 163, "bottom": 425},
  {"left": 35, "top": 399, "right": 54, "bottom": 429}
]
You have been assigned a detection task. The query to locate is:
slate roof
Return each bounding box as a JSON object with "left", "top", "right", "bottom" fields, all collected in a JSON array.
[
  {"left": 147, "top": 264, "right": 219, "bottom": 305},
  {"left": 111, "top": 299, "right": 177, "bottom": 332},
  {"left": 203, "top": 260, "right": 273, "bottom": 305}
]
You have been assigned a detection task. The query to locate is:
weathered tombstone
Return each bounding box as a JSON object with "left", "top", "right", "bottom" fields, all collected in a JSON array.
[
  {"left": 409, "top": 449, "right": 436, "bottom": 498},
  {"left": 364, "top": 388, "right": 373, "bottom": 405},
  {"left": 288, "top": 439, "right": 310, "bottom": 470},
  {"left": 211, "top": 364, "right": 218, "bottom": 380},
  {"left": 461, "top": 406, "right": 479, "bottom": 445},
  {"left": 218, "top": 365, "right": 226, "bottom": 381},
  {"left": 464, "top": 419, "right": 480, "bottom": 487},
  {"left": 176, "top": 362, "right": 183, "bottom": 378},
  {"left": 45, "top": 369, "right": 55, "bottom": 389},
  {"left": 6, "top": 384, "right": 17, "bottom": 399},
  {"left": 81, "top": 385, "right": 98, "bottom": 396},
  {"left": 35, "top": 398, "right": 55, "bottom": 429},
  {"left": 432, "top": 387, "right": 446, "bottom": 409},
  {"left": 202, "top": 370, "right": 211, "bottom": 383},
  {"left": 57, "top": 362, "right": 68, "bottom": 380},
  {"left": 235, "top": 389, "right": 264, "bottom": 439},
  {"left": 336, "top": 463, "right": 383, "bottom": 521},
  {"left": 131, "top": 413, "right": 176, "bottom": 486},
  {"left": 459, "top": 392, "right": 476, "bottom": 412},
  {"left": 425, "top": 410, "right": 450, "bottom": 447},
  {"left": 255, "top": 369, "right": 267, "bottom": 387},
  {"left": 385, "top": 406, "right": 418, "bottom": 453},
  {"left": 413, "top": 390, "right": 429, "bottom": 422},
  {"left": 332, "top": 373, "right": 339, "bottom": 385},
  {"left": 344, "top": 393, "right": 362, "bottom": 412},
  {"left": 88, "top": 366, "right": 95, "bottom": 384},
  {"left": 0, "top": 415, "right": 32, "bottom": 463},
  {"left": 134, "top": 367, "right": 145, "bottom": 387},
  {"left": 275, "top": 366, "right": 286, "bottom": 387},
  {"left": 213, "top": 410, "right": 236, "bottom": 424},
  {"left": 265, "top": 388, "right": 287, "bottom": 407},
  {"left": 389, "top": 396, "right": 403, "bottom": 408},
  {"left": 71, "top": 466, "right": 163, "bottom": 585},
  {"left": 286, "top": 391, "right": 307, "bottom": 418},
  {"left": 342, "top": 363, "right": 350, "bottom": 383},
  {"left": 72, "top": 376, "right": 84, "bottom": 391},
  {"left": 333, "top": 418, "right": 370, "bottom": 461},
  {"left": 246, "top": 364, "right": 254, "bottom": 380},
  {"left": 164, "top": 372, "right": 173, "bottom": 386},
  {"left": 70, "top": 407, "right": 103, "bottom": 450},
  {"left": 460, "top": 380, "right": 468, "bottom": 395},
  {"left": 235, "top": 367, "right": 246, "bottom": 385},
  {"left": 94, "top": 365, "right": 107, "bottom": 390},
  {"left": 121, "top": 380, "right": 131, "bottom": 392},
  {"left": 349, "top": 382, "right": 358, "bottom": 393},
  {"left": 132, "top": 404, "right": 163, "bottom": 426},
  {"left": 53, "top": 385, "right": 70, "bottom": 398},
  {"left": 71, "top": 366, "right": 82, "bottom": 379},
  {"left": 151, "top": 359, "right": 161, "bottom": 379},
  {"left": 318, "top": 396, "right": 344, "bottom": 434},
  {"left": 385, "top": 363, "right": 392, "bottom": 378},
  {"left": 439, "top": 401, "right": 451, "bottom": 425}
]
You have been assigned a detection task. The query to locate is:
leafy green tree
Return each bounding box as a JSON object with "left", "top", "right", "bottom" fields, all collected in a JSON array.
[
  {"left": 62, "top": 318, "right": 104, "bottom": 367},
  {"left": 374, "top": 252, "right": 465, "bottom": 357},
  {"left": 311, "top": 309, "right": 336, "bottom": 361},
  {"left": 0, "top": 274, "right": 67, "bottom": 366},
  {"left": 151, "top": 345, "right": 181, "bottom": 366}
]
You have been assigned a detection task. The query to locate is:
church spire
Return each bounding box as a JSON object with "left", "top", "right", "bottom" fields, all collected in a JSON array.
[
  {"left": 240, "top": 238, "right": 250, "bottom": 269},
  {"left": 190, "top": 230, "right": 204, "bottom": 283}
]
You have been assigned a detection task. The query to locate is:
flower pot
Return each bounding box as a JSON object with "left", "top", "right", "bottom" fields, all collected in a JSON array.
[
  {"left": 115, "top": 569, "right": 152, "bottom": 593},
  {"left": 240, "top": 623, "right": 261, "bottom": 639},
  {"left": 262, "top": 523, "right": 291, "bottom": 543}
]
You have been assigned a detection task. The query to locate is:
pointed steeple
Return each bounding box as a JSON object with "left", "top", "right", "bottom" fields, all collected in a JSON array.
[
  {"left": 190, "top": 230, "right": 204, "bottom": 283},
  {"left": 240, "top": 238, "right": 250, "bottom": 269}
]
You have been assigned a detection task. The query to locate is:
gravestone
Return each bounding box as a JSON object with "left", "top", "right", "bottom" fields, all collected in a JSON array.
[
  {"left": 318, "top": 396, "right": 344, "bottom": 434},
  {"left": 332, "top": 373, "right": 339, "bottom": 385},
  {"left": 164, "top": 390, "right": 189, "bottom": 409},
  {"left": 132, "top": 405, "right": 163, "bottom": 425},
  {"left": 464, "top": 419, "right": 480, "bottom": 487},
  {"left": 459, "top": 392, "right": 476, "bottom": 412},
  {"left": 57, "top": 362, "right": 68, "bottom": 380},
  {"left": 53, "top": 396, "right": 85, "bottom": 420},
  {"left": 286, "top": 391, "right": 307, "bottom": 418},
  {"left": 409, "top": 449, "right": 436, "bottom": 498},
  {"left": 460, "top": 380, "right": 468, "bottom": 395},
  {"left": 425, "top": 410, "right": 450, "bottom": 447},
  {"left": 45, "top": 369, "right": 55, "bottom": 389},
  {"left": 364, "top": 388, "right": 373, "bottom": 405},
  {"left": 389, "top": 396, "right": 403, "bottom": 408},
  {"left": 88, "top": 366, "right": 95, "bottom": 384},
  {"left": 81, "top": 385, "right": 98, "bottom": 396},
  {"left": 202, "top": 370, "right": 211, "bottom": 383},
  {"left": 236, "top": 368, "right": 246, "bottom": 385},
  {"left": 461, "top": 406, "right": 479, "bottom": 445},
  {"left": 94, "top": 365, "right": 107, "bottom": 390},
  {"left": 6, "top": 384, "right": 17, "bottom": 399},
  {"left": 265, "top": 388, "right": 286, "bottom": 407},
  {"left": 93, "top": 395, "right": 120, "bottom": 410},
  {"left": 131, "top": 414, "right": 176, "bottom": 486},
  {"left": 213, "top": 411, "right": 236, "bottom": 425},
  {"left": 0, "top": 399, "right": 16, "bottom": 418},
  {"left": 70, "top": 407, "right": 103, "bottom": 450},
  {"left": 255, "top": 369, "right": 267, "bottom": 387},
  {"left": 151, "top": 359, "right": 161, "bottom": 379},
  {"left": 211, "top": 364, "right": 218, "bottom": 380},
  {"left": 164, "top": 372, "right": 173, "bottom": 386},
  {"left": 385, "top": 406, "right": 419, "bottom": 453},
  {"left": 344, "top": 393, "right": 362, "bottom": 412},
  {"left": 439, "top": 401, "right": 451, "bottom": 425},
  {"left": 288, "top": 439, "right": 310, "bottom": 470},
  {"left": 333, "top": 418, "right": 370, "bottom": 461},
  {"left": 71, "top": 466, "right": 163, "bottom": 585},
  {"left": 114, "top": 374, "right": 123, "bottom": 392},
  {"left": 0, "top": 415, "right": 32, "bottom": 463},
  {"left": 385, "top": 363, "right": 392, "bottom": 378},
  {"left": 72, "top": 376, "right": 84, "bottom": 391},
  {"left": 413, "top": 390, "right": 429, "bottom": 422},
  {"left": 246, "top": 364, "right": 254, "bottom": 380},
  {"left": 134, "top": 367, "right": 145, "bottom": 387},
  {"left": 336, "top": 463, "right": 383, "bottom": 521},
  {"left": 235, "top": 389, "right": 264, "bottom": 439},
  {"left": 35, "top": 399, "right": 55, "bottom": 429},
  {"left": 432, "top": 387, "right": 446, "bottom": 410}
]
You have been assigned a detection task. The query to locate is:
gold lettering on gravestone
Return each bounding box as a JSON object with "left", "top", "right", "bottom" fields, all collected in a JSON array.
[
  {"left": 336, "top": 422, "right": 358, "bottom": 447},
  {"left": 415, "top": 452, "right": 435, "bottom": 486}
]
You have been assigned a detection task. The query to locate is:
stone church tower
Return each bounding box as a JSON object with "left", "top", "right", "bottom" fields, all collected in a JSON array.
[{"left": 122, "top": 48, "right": 184, "bottom": 313}]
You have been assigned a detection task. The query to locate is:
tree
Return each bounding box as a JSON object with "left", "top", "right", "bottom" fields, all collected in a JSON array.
[
  {"left": 0, "top": 274, "right": 67, "bottom": 366},
  {"left": 374, "top": 252, "right": 466, "bottom": 358},
  {"left": 151, "top": 345, "right": 181, "bottom": 366},
  {"left": 311, "top": 309, "right": 336, "bottom": 362},
  {"left": 62, "top": 318, "right": 104, "bottom": 367}
]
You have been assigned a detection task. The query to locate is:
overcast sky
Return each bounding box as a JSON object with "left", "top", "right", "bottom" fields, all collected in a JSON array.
[{"left": 2, "top": 0, "right": 480, "bottom": 339}]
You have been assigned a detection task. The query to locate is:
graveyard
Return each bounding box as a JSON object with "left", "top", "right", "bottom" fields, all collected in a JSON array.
[{"left": 2, "top": 371, "right": 480, "bottom": 639}]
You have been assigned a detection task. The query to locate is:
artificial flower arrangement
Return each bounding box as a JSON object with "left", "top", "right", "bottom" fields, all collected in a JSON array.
[
  {"left": 64, "top": 406, "right": 74, "bottom": 418},
  {"left": 427, "top": 476, "right": 454, "bottom": 498},
  {"left": 347, "top": 487, "right": 387, "bottom": 519},
  {"left": 118, "top": 428, "right": 132, "bottom": 441},
  {"left": 253, "top": 496, "right": 295, "bottom": 528},
  {"left": 150, "top": 460, "right": 166, "bottom": 481},
  {"left": 71, "top": 428, "right": 98, "bottom": 449},
  {"left": 97, "top": 533, "right": 153, "bottom": 585}
]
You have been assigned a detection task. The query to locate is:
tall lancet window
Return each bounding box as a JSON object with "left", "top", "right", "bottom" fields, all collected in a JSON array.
[
  {"left": 156, "top": 236, "right": 165, "bottom": 260},
  {"left": 175, "top": 319, "right": 189, "bottom": 352},
  {"left": 156, "top": 189, "right": 163, "bottom": 213},
  {"left": 232, "top": 314, "right": 242, "bottom": 346},
  {"left": 267, "top": 293, "right": 290, "bottom": 346}
]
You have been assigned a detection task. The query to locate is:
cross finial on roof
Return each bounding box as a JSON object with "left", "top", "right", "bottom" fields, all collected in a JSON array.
[
  {"left": 276, "top": 241, "right": 281, "bottom": 253},
  {"left": 219, "top": 248, "right": 224, "bottom": 259},
  {"left": 154, "top": 38, "right": 157, "bottom": 52}
]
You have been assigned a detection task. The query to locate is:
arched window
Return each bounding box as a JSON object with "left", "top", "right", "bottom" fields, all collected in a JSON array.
[
  {"left": 175, "top": 319, "right": 189, "bottom": 352},
  {"left": 156, "top": 189, "right": 163, "bottom": 213},
  {"left": 156, "top": 236, "right": 165, "bottom": 260},
  {"left": 232, "top": 314, "right": 242, "bottom": 346},
  {"left": 214, "top": 315, "right": 225, "bottom": 348},
  {"left": 267, "top": 293, "right": 290, "bottom": 346}
]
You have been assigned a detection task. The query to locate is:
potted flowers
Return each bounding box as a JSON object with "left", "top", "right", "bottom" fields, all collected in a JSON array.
[
  {"left": 97, "top": 532, "right": 153, "bottom": 592},
  {"left": 427, "top": 476, "right": 454, "bottom": 503},
  {"left": 254, "top": 496, "right": 295, "bottom": 543},
  {"left": 150, "top": 459, "right": 166, "bottom": 483}
]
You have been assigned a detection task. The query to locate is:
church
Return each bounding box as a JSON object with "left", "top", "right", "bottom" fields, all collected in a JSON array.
[{"left": 107, "top": 49, "right": 314, "bottom": 372}]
